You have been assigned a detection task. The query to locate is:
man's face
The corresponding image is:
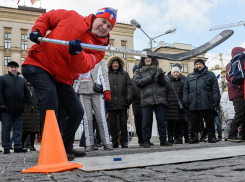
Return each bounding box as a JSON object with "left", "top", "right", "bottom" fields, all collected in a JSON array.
[
  {"left": 7, "top": 66, "right": 19, "bottom": 75},
  {"left": 195, "top": 62, "right": 204, "bottom": 70},
  {"left": 92, "top": 18, "right": 112, "bottom": 37},
  {"left": 144, "top": 58, "right": 152, "bottom": 66},
  {"left": 112, "top": 61, "right": 119, "bottom": 70}
]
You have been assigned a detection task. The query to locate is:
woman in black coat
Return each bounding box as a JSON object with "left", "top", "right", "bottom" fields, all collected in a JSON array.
[
  {"left": 134, "top": 49, "right": 171, "bottom": 148},
  {"left": 163, "top": 67, "right": 186, "bottom": 144},
  {"left": 106, "top": 56, "right": 134, "bottom": 148}
]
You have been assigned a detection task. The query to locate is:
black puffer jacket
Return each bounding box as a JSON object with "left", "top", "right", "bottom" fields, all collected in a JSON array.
[
  {"left": 22, "top": 85, "right": 40, "bottom": 133},
  {"left": 0, "top": 72, "right": 33, "bottom": 113},
  {"left": 134, "top": 57, "right": 167, "bottom": 107},
  {"left": 163, "top": 75, "right": 185, "bottom": 121},
  {"left": 131, "top": 78, "right": 141, "bottom": 115},
  {"left": 106, "top": 56, "right": 134, "bottom": 110},
  {"left": 183, "top": 66, "right": 220, "bottom": 110}
]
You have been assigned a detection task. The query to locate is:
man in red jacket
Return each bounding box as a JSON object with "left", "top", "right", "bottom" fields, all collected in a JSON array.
[
  {"left": 22, "top": 7, "right": 117, "bottom": 161},
  {"left": 226, "top": 47, "right": 245, "bottom": 142}
]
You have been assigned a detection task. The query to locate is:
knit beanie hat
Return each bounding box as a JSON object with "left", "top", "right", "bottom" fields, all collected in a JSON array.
[
  {"left": 7, "top": 61, "right": 19, "bottom": 67},
  {"left": 133, "top": 65, "right": 138, "bottom": 73},
  {"left": 173, "top": 63, "right": 182, "bottom": 68},
  {"left": 194, "top": 59, "right": 205, "bottom": 66},
  {"left": 95, "top": 7, "right": 118, "bottom": 29},
  {"left": 171, "top": 67, "right": 180, "bottom": 75},
  {"left": 231, "top": 47, "right": 245, "bottom": 58}
]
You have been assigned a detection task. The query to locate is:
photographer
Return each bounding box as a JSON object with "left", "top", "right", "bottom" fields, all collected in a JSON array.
[{"left": 134, "top": 49, "right": 172, "bottom": 148}]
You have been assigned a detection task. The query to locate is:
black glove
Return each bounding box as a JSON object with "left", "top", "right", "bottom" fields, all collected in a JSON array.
[
  {"left": 0, "top": 105, "right": 7, "bottom": 111},
  {"left": 184, "top": 104, "right": 189, "bottom": 109},
  {"left": 157, "top": 72, "right": 163, "bottom": 80},
  {"left": 69, "top": 39, "right": 83, "bottom": 55},
  {"left": 213, "top": 101, "right": 219, "bottom": 107},
  {"left": 127, "top": 99, "right": 133, "bottom": 106},
  {"left": 29, "top": 106, "right": 34, "bottom": 113},
  {"left": 29, "top": 31, "right": 42, "bottom": 45},
  {"left": 151, "top": 70, "right": 157, "bottom": 79}
]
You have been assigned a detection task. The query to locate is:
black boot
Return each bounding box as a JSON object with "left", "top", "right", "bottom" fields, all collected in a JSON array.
[
  {"left": 189, "top": 133, "right": 199, "bottom": 144},
  {"left": 112, "top": 141, "right": 118, "bottom": 148},
  {"left": 199, "top": 133, "right": 207, "bottom": 142},
  {"left": 208, "top": 132, "right": 216, "bottom": 143},
  {"left": 121, "top": 142, "right": 128, "bottom": 148},
  {"left": 168, "top": 134, "right": 173, "bottom": 144}
]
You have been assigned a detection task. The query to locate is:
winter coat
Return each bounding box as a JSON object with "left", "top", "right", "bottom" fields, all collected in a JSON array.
[
  {"left": 106, "top": 56, "right": 134, "bottom": 110},
  {"left": 182, "top": 66, "right": 220, "bottom": 111},
  {"left": 163, "top": 75, "right": 186, "bottom": 121},
  {"left": 23, "top": 10, "right": 110, "bottom": 85},
  {"left": 73, "top": 59, "right": 110, "bottom": 95},
  {"left": 134, "top": 57, "right": 167, "bottom": 107},
  {"left": 131, "top": 78, "right": 142, "bottom": 115},
  {"left": 22, "top": 85, "right": 40, "bottom": 133},
  {"left": 0, "top": 72, "right": 33, "bottom": 114},
  {"left": 220, "top": 91, "right": 235, "bottom": 120},
  {"left": 225, "top": 63, "right": 244, "bottom": 101}
]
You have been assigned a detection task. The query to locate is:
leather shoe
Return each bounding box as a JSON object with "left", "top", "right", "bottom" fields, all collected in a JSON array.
[
  {"left": 67, "top": 149, "right": 86, "bottom": 157},
  {"left": 4, "top": 149, "right": 10, "bottom": 154},
  {"left": 66, "top": 153, "right": 75, "bottom": 161},
  {"left": 103, "top": 144, "right": 113, "bottom": 150}
]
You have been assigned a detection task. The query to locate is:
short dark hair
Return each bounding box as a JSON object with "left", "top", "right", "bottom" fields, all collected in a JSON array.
[{"left": 7, "top": 61, "right": 19, "bottom": 67}]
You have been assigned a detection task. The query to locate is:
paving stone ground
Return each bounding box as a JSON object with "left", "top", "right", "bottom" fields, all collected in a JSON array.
[{"left": 0, "top": 141, "right": 245, "bottom": 181}]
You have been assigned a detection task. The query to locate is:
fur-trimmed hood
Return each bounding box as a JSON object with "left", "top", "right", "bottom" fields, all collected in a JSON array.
[
  {"left": 138, "top": 48, "right": 159, "bottom": 68},
  {"left": 107, "top": 56, "right": 126, "bottom": 72}
]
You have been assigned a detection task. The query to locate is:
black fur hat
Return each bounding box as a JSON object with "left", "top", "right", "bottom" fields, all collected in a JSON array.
[{"left": 139, "top": 48, "right": 159, "bottom": 68}]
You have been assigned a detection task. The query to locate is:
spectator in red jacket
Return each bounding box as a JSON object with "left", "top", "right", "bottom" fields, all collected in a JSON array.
[
  {"left": 21, "top": 7, "right": 117, "bottom": 161},
  {"left": 226, "top": 47, "right": 245, "bottom": 142}
]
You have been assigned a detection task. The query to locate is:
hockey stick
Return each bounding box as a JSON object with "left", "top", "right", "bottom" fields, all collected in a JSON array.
[{"left": 32, "top": 30, "right": 233, "bottom": 61}]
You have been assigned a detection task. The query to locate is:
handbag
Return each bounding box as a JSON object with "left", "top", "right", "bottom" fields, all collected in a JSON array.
[
  {"left": 90, "top": 74, "right": 104, "bottom": 94},
  {"left": 170, "top": 81, "right": 184, "bottom": 110}
]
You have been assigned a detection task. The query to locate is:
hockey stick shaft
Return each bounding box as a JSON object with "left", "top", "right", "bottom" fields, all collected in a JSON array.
[{"left": 35, "top": 37, "right": 148, "bottom": 57}]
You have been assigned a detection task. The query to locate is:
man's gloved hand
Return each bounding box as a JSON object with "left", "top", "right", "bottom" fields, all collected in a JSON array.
[
  {"left": 29, "top": 106, "right": 34, "bottom": 113},
  {"left": 213, "top": 101, "right": 219, "bottom": 107},
  {"left": 103, "top": 90, "right": 111, "bottom": 101},
  {"left": 157, "top": 72, "right": 164, "bottom": 80},
  {"left": 69, "top": 39, "right": 83, "bottom": 55},
  {"left": 29, "top": 31, "right": 42, "bottom": 45},
  {"left": 0, "top": 105, "right": 7, "bottom": 111},
  {"left": 127, "top": 99, "right": 133, "bottom": 106}
]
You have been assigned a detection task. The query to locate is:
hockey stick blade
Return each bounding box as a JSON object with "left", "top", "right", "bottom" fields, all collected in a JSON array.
[
  {"left": 32, "top": 29, "right": 233, "bottom": 61},
  {"left": 147, "top": 30, "right": 234, "bottom": 61}
]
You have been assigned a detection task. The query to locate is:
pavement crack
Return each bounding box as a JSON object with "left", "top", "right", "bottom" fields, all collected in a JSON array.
[
  {"left": 232, "top": 168, "right": 245, "bottom": 171},
  {"left": 176, "top": 166, "right": 223, "bottom": 172},
  {"left": 0, "top": 155, "right": 17, "bottom": 176},
  {"left": 21, "top": 153, "right": 27, "bottom": 182}
]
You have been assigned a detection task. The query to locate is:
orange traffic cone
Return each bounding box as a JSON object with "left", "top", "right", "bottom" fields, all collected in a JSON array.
[{"left": 22, "top": 110, "right": 83, "bottom": 174}]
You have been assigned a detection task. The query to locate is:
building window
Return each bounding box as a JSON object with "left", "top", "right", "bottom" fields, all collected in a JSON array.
[
  {"left": 4, "top": 32, "right": 11, "bottom": 49},
  {"left": 181, "top": 64, "right": 184, "bottom": 72},
  {"left": 185, "top": 65, "right": 188, "bottom": 72},
  {"left": 121, "top": 41, "right": 127, "bottom": 59},
  {"left": 109, "top": 39, "right": 114, "bottom": 56},
  {"left": 21, "top": 57, "right": 25, "bottom": 64},
  {"left": 170, "top": 63, "right": 174, "bottom": 70},
  {"left": 21, "top": 34, "right": 27, "bottom": 50},
  {"left": 4, "top": 57, "right": 11, "bottom": 66}
]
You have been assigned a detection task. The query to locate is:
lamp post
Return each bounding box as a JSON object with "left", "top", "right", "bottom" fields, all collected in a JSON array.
[{"left": 130, "top": 19, "right": 176, "bottom": 49}]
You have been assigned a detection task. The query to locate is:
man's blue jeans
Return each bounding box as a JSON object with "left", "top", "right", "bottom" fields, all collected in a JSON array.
[
  {"left": 1, "top": 112, "right": 23, "bottom": 149},
  {"left": 214, "top": 111, "right": 222, "bottom": 138}
]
